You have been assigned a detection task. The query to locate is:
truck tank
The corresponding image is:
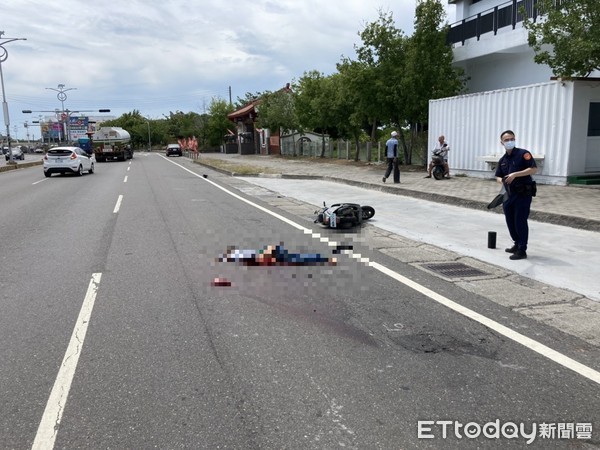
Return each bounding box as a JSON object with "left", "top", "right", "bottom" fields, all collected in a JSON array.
[{"left": 93, "top": 127, "right": 133, "bottom": 162}]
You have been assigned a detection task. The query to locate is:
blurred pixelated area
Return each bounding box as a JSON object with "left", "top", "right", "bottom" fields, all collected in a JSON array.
[
  {"left": 217, "top": 243, "right": 337, "bottom": 266},
  {"left": 207, "top": 241, "right": 361, "bottom": 290},
  {"left": 198, "top": 215, "right": 375, "bottom": 296}
]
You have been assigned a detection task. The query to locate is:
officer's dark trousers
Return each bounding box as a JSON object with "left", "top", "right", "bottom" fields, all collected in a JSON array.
[
  {"left": 384, "top": 158, "right": 400, "bottom": 183},
  {"left": 502, "top": 193, "right": 533, "bottom": 251}
]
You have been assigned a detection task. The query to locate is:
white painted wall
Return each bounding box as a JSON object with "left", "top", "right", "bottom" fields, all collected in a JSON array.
[
  {"left": 457, "top": 49, "right": 554, "bottom": 93},
  {"left": 441, "top": 1, "right": 600, "bottom": 181},
  {"left": 452, "top": 0, "right": 505, "bottom": 20},
  {"left": 571, "top": 81, "right": 600, "bottom": 173},
  {"left": 450, "top": 0, "right": 600, "bottom": 93},
  {"left": 429, "top": 81, "right": 577, "bottom": 184}
]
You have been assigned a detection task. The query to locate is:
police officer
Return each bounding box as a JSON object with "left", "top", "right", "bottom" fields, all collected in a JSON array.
[
  {"left": 382, "top": 131, "right": 400, "bottom": 183},
  {"left": 495, "top": 130, "right": 538, "bottom": 260}
]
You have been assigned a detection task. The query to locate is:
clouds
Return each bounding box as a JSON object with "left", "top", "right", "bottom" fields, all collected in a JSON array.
[{"left": 1, "top": 0, "right": 452, "bottom": 138}]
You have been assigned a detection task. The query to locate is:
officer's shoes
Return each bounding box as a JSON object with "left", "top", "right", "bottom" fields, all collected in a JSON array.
[
  {"left": 505, "top": 244, "right": 518, "bottom": 253},
  {"left": 509, "top": 250, "right": 527, "bottom": 260}
]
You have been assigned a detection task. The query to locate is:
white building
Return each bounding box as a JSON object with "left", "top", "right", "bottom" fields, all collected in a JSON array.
[{"left": 430, "top": 0, "right": 600, "bottom": 184}]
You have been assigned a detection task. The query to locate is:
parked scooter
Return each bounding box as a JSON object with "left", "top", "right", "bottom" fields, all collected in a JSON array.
[
  {"left": 430, "top": 147, "right": 448, "bottom": 180},
  {"left": 314, "top": 202, "right": 375, "bottom": 228}
]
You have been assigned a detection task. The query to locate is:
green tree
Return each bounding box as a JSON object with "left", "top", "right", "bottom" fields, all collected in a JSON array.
[
  {"left": 234, "top": 92, "right": 262, "bottom": 110},
  {"left": 100, "top": 110, "right": 158, "bottom": 149},
  {"left": 401, "top": 0, "right": 465, "bottom": 163},
  {"left": 164, "top": 111, "right": 202, "bottom": 139},
  {"left": 206, "top": 97, "right": 235, "bottom": 148},
  {"left": 523, "top": 0, "right": 600, "bottom": 77},
  {"left": 256, "top": 88, "right": 299, "bottom": 137},
  {"left": 334, "top": 10, "right": 409, "bottom": 161},
  {"left": 328, "top": 67, "right": 371, "bottom": 161},
  {"left": 294, "top": 71, "right": 339, "bottom": 157},
  {"left": 354, "top": 10, "right": 408, "bottom": 145}
]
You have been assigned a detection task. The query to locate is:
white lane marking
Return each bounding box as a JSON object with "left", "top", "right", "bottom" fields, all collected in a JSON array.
[
  {"left": 163, "top": 156, "right": 600, "bottom": 386},
  {"left": 370, "top": 261, "right": 600, "bottom": 385},
  {"left": 32, "top": 273, "right": 102, "bottom": 450},
  {"left": 124, "top": 175, "right": 128, "bottom": 183},
  {"left": 32, "top": 179, "right": 48, "bottom": 185},
  {"left": 113, "top": 194, "right": 123, "bottom": 213}
]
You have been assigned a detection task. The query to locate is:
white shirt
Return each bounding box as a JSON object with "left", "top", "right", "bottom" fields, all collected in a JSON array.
[{"left": 434, "top": 141, "right": 450, "bottom": 160}]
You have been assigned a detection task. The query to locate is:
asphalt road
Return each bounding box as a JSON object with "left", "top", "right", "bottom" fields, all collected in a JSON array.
[
  {"left": 1, "top": 154, "right": 599, "bottom": 449},
  {"left": 0, "top": 151, "right": 43, "bottom": 166}
]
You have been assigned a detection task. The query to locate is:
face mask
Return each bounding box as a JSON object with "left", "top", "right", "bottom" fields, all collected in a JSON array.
[{"left": 503, "top": 140, "right": 516, "bottom": 150}]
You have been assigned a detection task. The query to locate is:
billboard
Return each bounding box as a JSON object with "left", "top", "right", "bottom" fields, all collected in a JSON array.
[{"left": 68, "top": 116, "right": 90, "bottom": 140}]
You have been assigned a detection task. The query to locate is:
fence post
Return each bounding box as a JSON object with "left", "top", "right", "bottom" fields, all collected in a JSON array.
[{"left": 346, "top": 141, "right": 349, "bottom": 160}]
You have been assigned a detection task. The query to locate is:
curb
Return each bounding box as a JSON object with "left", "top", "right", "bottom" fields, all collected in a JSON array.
[
  {"left": 219, "top": 169, "right": 600, "bottom": 348},
  {"left": 320, "top": 176, "right": 600, "bottom": 233},
  {"left": 0, "top": 160, "right": 43, "bottom": 173},
  {"left": 190, "top": 159, "right": 600, "bottom": 232}
]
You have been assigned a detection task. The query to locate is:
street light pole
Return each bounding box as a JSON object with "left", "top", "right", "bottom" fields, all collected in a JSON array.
[
  {"left": 0, "top": 31, "right": 27, "bottom": 164},
  {"left": 46, "top": 84, "right": 76, "bottom": 143},
  {"left": 146, "top": 119, "right": 151, "bottom": 151},
  {"left": 24, "top": 120, "right": 29, "bottom": 147},
  {"left": 38, "top": 114, "right": 43, "bottom": 144}
]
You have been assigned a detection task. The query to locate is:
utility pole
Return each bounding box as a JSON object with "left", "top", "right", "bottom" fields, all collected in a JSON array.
[
  {"left": 146, "top": 119, "right": 151, "bottom": 151},
  {"left": 0, "top": 31, "right": 27, "bottom": 164},
  {"left": 46, "top": 84, "right": 76, "bottom": 142},
  {"left": 24, "top": 120, "right": 29, "bottom": 147}
]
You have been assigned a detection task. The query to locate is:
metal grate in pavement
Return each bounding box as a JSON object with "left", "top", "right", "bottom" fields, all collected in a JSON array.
[{"left": 423, "top": 262, "right": 488, "bottom": 278}]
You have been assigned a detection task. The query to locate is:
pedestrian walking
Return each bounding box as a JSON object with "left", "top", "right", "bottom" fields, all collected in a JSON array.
[
  {"left": 382, "top": 131, "right": 400, "bottom": 183},
  {"left": 494, "top": 130, "right": 538, "bottom": 260}
]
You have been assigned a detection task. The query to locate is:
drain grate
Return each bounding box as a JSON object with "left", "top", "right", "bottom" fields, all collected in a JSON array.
[{"left": 423, "top": 262, "right": 488, "bottom": 278}]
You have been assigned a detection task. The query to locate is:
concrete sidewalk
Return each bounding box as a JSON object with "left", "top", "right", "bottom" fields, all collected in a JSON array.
[{"left": 195, "top": 152, "right": 600, "bottom": 232}]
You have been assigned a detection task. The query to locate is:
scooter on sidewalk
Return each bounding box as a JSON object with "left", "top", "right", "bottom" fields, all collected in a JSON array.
[
  {"left": 314, "top": 202, "right": 375, "bottom": 228},
  {"left": 430, "top": 149, "right": 447, "bottom": 180}
]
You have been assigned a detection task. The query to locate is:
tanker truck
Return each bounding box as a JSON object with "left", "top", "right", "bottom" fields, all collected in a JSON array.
[{"left": 92, "top": 127, "right": 133, "bottom": 162}]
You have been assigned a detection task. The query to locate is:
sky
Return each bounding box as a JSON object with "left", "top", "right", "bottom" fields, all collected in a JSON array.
[{"left": 1, "top": 0, "right": 454, "bottom": 141}]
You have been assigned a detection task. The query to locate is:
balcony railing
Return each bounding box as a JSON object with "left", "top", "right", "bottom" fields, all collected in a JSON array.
[{"left": 447, "top": 0, "right": 563, "bottom": 46}]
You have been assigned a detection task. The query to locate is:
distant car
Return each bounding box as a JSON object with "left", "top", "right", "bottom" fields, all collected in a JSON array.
[
  {"left": 2, "top": 146, "right": 9, "bottom": 155},
  {"left": 4, "top": 147, "right": 25, "bottom": 161},
  {"left": 166, "top": 144, "right": 182, "bottom": 157},
  {"left": 34, "top": 147, "right": 44, "bottom": 153},
  {"left": 43, "top": 146, "right": 95, "bottom": 177}
]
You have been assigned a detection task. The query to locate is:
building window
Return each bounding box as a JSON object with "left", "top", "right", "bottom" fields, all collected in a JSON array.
[{"left": 588, "top": 103, "right": 600, "bottom": 137}]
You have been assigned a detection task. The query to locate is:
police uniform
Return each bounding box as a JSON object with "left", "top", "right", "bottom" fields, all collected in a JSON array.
[{"left": 494, "top": 148, "right": 537, "bottom": 253}]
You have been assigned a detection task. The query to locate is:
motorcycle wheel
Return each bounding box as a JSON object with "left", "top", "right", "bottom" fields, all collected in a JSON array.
[
  {"left": 361, "top": 206, "right": 375, "bottom": 220},
  {"left": 432, "top": 165, "right": 445, "bottom": 180}
]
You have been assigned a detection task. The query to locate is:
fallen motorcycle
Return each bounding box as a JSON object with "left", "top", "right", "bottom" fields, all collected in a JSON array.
[{"left": 314, "top": 202, "right": 375, "bottom": 228}]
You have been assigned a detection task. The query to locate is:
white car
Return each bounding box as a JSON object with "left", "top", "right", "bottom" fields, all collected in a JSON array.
[{"left": 43, "top": 146, "right": 95, "bottom": 177}]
